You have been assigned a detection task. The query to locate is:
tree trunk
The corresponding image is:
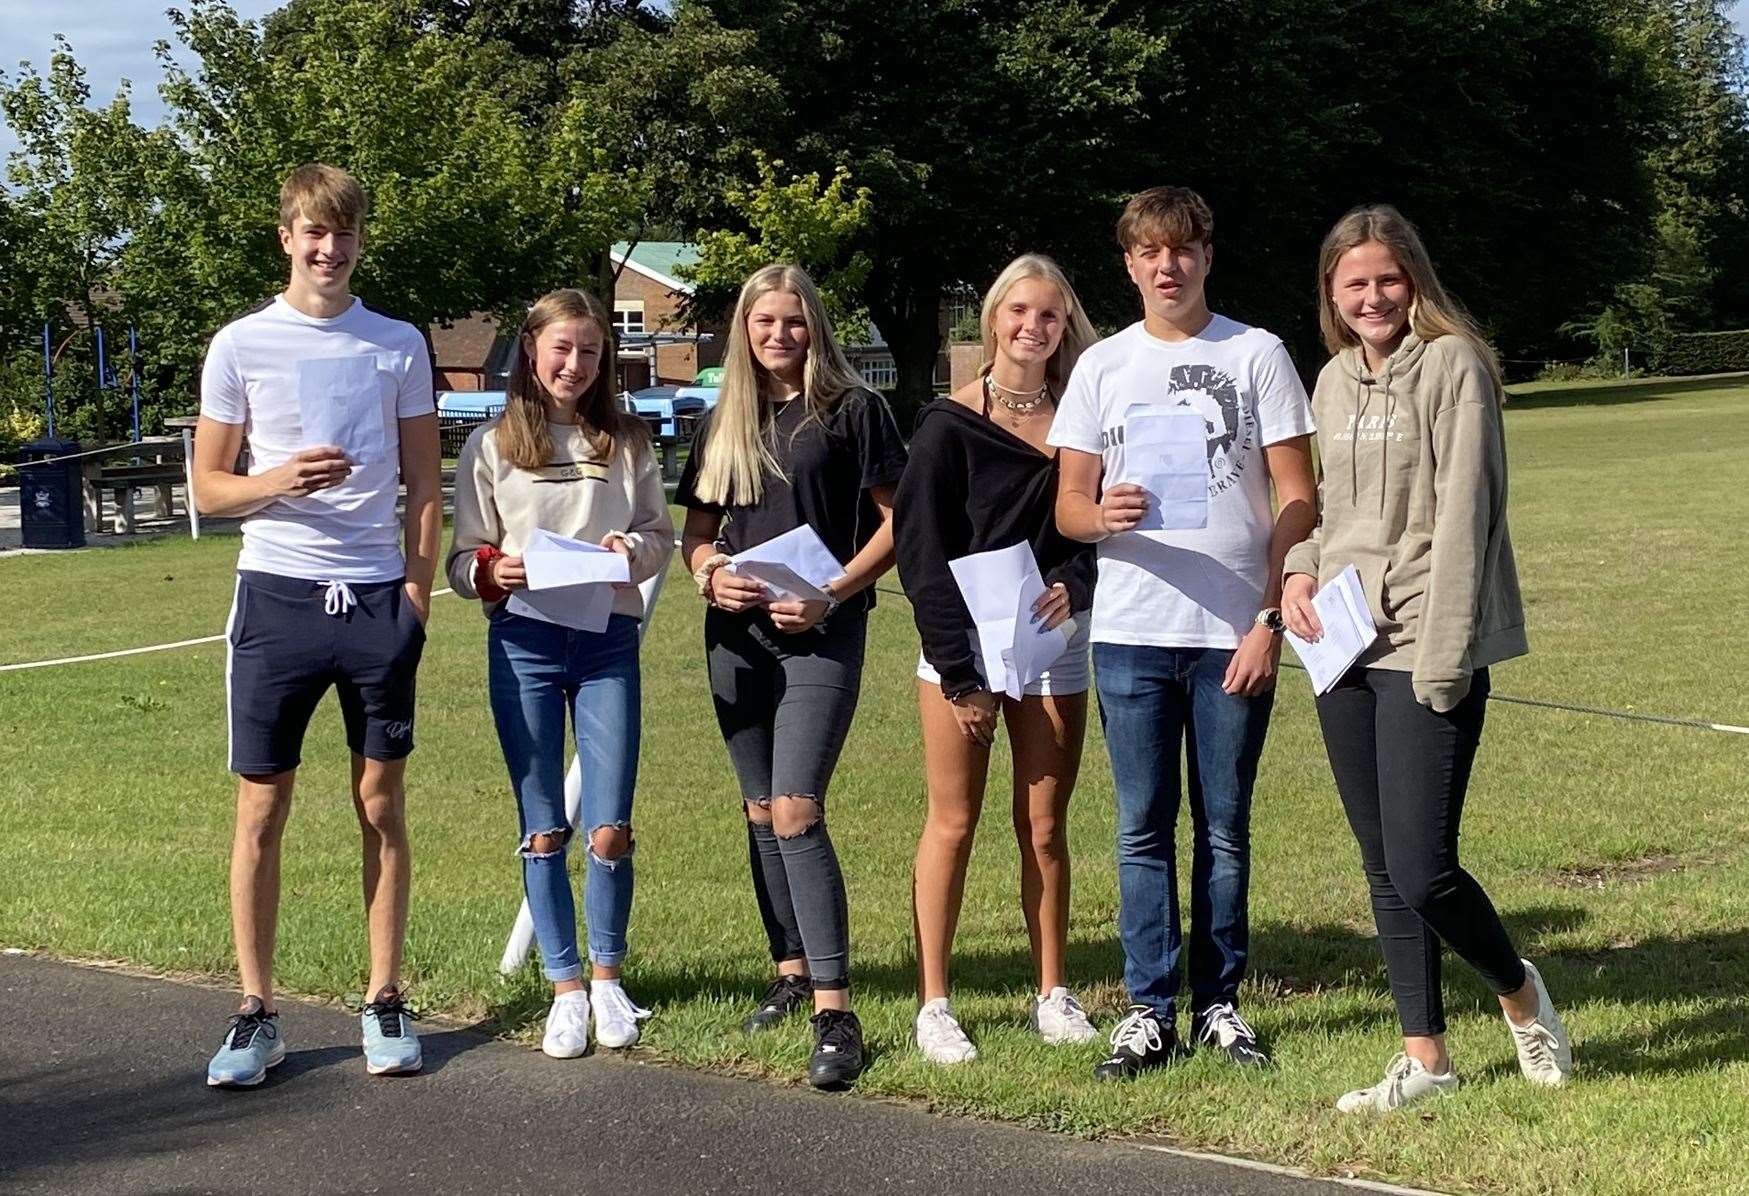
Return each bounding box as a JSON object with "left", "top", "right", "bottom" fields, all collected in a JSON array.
[{"left": 866, "top": 267, "right": 942, "bottom": 431}]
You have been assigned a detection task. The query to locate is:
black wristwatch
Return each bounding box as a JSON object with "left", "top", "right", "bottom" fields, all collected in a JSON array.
[{"left": 1254, "top": 607, "right": 1285, "bottom": 634}]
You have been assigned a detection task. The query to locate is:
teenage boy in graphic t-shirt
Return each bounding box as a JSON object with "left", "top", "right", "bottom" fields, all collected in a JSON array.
[
  {"left": 1050, "top": 186, "right": 1317, "bottom": 1080},
  {"left": 191, "top": 163, "right": 442, "bottom": 1088}
]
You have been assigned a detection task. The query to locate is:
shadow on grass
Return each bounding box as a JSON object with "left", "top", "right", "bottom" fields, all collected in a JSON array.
[
  {"left": 1506, "top": 373, "right": 1748, "bottom": 410},
  {"left": 585, "top": 900, "right": 1749, "bottom": 1080}
]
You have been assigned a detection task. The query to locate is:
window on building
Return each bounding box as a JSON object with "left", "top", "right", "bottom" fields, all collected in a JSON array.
[
  {"left": 613, "top": 300, "right": 646, "bottom": 337},
  {"left": 860, "top": 356, "right": 898, "bottom": 390}
]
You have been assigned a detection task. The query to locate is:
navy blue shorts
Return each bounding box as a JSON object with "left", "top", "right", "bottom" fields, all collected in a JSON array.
[{"left": 226, "top": 571, "right": 427, "bottom": 776}]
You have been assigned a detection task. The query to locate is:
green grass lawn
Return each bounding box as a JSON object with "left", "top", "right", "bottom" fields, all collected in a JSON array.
[{"left": 4, "top": 377, "right": 1748, "bottom": 1194}]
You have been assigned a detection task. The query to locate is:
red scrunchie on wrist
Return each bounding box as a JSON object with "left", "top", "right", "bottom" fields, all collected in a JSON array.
[{"left": 473, "top": 545, "right": 508, "bottom": 603}]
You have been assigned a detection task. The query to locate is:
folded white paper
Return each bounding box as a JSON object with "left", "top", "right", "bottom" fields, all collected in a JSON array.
[
  {"left": 1119, "top": 405, "right": 1208, "bottom": 531},
  {"left": 948, "top": 541, "right": 1068, "bottom": 700},
  {"left": 729, "top": 524, "right": 845, "bottom": 603},
  {"left": 1284, "top": 564, "right": 1378, "bottom": 694},
  {"left": 505, "top": 528, "right": 630, "bottom": 633}
]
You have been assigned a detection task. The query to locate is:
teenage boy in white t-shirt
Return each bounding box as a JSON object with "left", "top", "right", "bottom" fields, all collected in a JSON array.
[
  {"left": 1050, "top": 186, "right": 1317, "bottom": 1080},
  {"left": 191, "top": 163, "right": 442, "bottom": 1087}
]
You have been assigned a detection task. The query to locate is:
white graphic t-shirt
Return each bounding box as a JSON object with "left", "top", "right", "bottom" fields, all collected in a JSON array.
[
  {"left": 200, "top": 296, "right": 435, "bottom": 582},
  {"left": 1047, "top": 315, "right": 1314, "bottom": 648}
]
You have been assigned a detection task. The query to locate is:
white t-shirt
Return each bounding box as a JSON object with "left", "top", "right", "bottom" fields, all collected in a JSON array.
[
  {"left": 200, "top": 295, "right": 435, "bottom": 582},
  {"left": 1047, "top": 315, "right": 1314, "bottom": 648}
]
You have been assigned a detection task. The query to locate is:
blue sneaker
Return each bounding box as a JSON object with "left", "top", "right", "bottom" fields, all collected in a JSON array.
[
  {"left": 361, "top": 986, "right": 422, "bottom": 1075},
  {"left": 206, "top": 998, "right": 285, "bottom": 1087}
]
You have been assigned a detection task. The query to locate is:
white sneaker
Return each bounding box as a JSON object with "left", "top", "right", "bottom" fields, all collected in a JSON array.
[
  {"left": 1031, "top": 986, "right": 1099, "bottom": 1045},
  {"left": 1336, "top": 1053, "right": 1459, "bottom": 1113},
  {"left": 1506, "top": 959, "right": 1573, "bottom": 1086},
  {"left": 915, "top": 997, "right": 978, "bottom": 1064},
  {"left": 592, "top": 981, "right": 653, "bottom": 1049},
  {"left": 541, "top": 990, "right": 590, "bottom": 1059}
]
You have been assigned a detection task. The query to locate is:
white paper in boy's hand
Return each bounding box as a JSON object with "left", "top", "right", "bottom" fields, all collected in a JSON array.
[
  {"left": 1119, "top": 405, "right": 1209, "bottom": 531},
  {"left": 505, "top": 528, "right": 630, "bottom": 633},
  {"left": 296, "top": 356, "right": 388, "bottom": 466},
  {"left": 729, "top": 524, "right": 844, "bottom": 603},
  {"left": 1284, "top": 565, "right": 1378, "bottom": 694},
  {"left": 520, "top": 528, "right": 631, "bottom": 590},
  {"left": 948, "top": 541, "right": 1068, "bottom": 700}
]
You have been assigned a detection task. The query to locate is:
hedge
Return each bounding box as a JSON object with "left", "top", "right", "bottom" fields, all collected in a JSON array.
[{"left": 1654, "top": 329, "right": 1749, "bottom": 376}]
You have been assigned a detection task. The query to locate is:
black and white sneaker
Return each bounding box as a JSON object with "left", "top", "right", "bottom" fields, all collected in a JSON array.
[
  {"left": 1192, "top": 1002, "right": 1269, "bottom": 1067},
  {"left": 1092, "top": 1004, "right": 1179, "bottom": 1081},
  {"left": 743, "top": 974, "right": 812, "bottom": 1033},
  {"left": 807, "top": 1009, "right": 865, "bottom": 1089}
]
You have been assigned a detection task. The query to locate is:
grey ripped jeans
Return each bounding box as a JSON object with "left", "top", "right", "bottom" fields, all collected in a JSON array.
[{"left": 705, "top": 606, "right": 864, "bottom": 990}]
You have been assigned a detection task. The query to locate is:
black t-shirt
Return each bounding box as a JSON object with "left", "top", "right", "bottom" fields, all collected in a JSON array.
[{"left": 676, "top": 388, "right": 909, "bottom": 612}]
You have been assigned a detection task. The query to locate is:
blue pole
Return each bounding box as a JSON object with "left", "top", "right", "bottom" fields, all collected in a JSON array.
[
  {"left": 41, "top": 324, "right": 54, "bottom": 439},
  {"left": 129, "top": 324, "right": 141, "bottom": 443}
]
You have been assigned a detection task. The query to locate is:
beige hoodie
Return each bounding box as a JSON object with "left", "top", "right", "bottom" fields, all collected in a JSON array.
[
  {"left": 1282, "top": 333, "right": 1527, "bottom": 711},
  {"left": 445, "top": 419, "right": 675, "bottom": 619}
]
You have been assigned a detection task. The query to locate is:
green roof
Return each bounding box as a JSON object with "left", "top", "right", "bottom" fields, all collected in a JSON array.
[{"left": 612, "top": 241, "right": 700, "bottom": 288}]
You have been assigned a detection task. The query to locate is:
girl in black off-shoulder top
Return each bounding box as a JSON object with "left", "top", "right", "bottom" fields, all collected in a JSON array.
[{"left": 891, "top": 254, "right": 1101, "bottom": 1065}]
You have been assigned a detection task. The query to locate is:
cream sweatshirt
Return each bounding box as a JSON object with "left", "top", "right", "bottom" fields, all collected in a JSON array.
[
  {"left": 1283, "top": 333, "right": 1527, "bottom": 712},
  {"left": 445, "top": 419, "right": 675, "bottom": 619}
]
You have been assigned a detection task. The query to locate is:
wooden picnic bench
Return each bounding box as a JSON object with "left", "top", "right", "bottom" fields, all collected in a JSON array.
[{"left": 80, "top": 438, "right": 188, "bottom": 535}]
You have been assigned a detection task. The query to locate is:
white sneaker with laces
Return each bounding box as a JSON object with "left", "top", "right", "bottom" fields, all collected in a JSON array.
[
  {"left": 541, "top": 990, "right": 591, "bottom": 1059},
  {"left": 915, "top": 997, "right": 978, "bottom": 1064},
  {"left": 1506, "top": 959, "right": 1573, "bottom": 1086},
  {"left": 592, "top": 981, "right": 653, "bottom": 1049},
  {"left": 1193, "top": 1001, "right": 1269, "bottom": 1066},
  {"left": 1336, "top": 1052, "right": 1458, "bottom": 1113},
  {"left": 1031, "top": 986, "right": 1098, "bottom": 1045}
]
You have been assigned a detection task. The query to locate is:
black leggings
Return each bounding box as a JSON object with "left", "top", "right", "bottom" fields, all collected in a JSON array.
[{"left": 1315, "top": 667, "right": 1526, "bottom": 1037}]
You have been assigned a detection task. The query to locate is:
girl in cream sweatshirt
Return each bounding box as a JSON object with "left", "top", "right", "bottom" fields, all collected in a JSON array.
[{"left": 445, "top": 289, "right": 673, "bottom": 1059}]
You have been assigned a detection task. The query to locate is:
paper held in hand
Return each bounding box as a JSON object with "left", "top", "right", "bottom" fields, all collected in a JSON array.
[
  {"left": 505, "top": 527, "right": 631, "bottom": 633},
  {"left": 948, "top": 541, "right": 1068, "bottom": 701},
  {"left": 1119, "top": 405, "right": 1208, "bottom": 531},
  {"left": 728, "top": 524, "right": 845, "bottom": 603},
  {"left": 1284, "top": 565, "right": 1378, "bottom": 694}
]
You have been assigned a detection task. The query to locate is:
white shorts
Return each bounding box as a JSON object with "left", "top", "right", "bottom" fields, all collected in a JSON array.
[{"left": 916, "top": 616, "right": 1091, "bottom": 697}]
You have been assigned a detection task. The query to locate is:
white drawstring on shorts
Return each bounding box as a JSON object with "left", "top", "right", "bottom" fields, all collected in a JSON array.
[{"left": 322, "top": 580, "right": 357, "bottom": 617}]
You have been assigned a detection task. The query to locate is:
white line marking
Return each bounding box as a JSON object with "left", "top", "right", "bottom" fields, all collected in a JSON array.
[
  {"left": 0, "top": 588, "right": 455, "bottom": 672},
  {"left": 1130, "top": 1143, "right": 1445, "bottom": 1195}
]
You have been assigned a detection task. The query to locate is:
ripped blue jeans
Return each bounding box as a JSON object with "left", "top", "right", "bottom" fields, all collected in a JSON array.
[{"left": 488, "top": 610, "right": 641, "bottom": 980}]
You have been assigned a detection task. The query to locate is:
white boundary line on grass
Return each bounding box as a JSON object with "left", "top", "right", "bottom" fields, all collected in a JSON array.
[
  {"left": 0, "top": 588, "right": 456, "bottom": 672},
  {"left": 1129, "top": 1143, "right": 1445, "bottom": 1195}
]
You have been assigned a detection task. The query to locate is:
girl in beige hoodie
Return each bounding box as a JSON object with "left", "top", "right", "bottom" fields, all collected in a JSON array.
[{"left": 1282, "top": 206, "right": 1572, "bottom": 1112}]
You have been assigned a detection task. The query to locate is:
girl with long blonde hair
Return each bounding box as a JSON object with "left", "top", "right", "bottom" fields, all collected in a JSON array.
[
  {"left": 893, "top": 254, "right": 1101, "bottom": 1063},
  {"left": 446, "top": 287, "right": 674, "bottom": 1059},
  {"left": 1283, "top": 205, "right": 1570, "bottom": 1112},
  {"left": 677, "top": 264, "right": 908, "bottom": 1089}
]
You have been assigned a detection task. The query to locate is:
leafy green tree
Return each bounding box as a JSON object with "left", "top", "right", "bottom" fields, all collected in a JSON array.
[
  {"left": 694, "top": 0, "right": 1167, "bottom": 408},
  {"left": 678, "top": 153, "right": 875, "bottom": 339}
]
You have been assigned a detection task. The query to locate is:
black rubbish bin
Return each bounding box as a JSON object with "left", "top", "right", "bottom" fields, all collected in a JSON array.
[{"left": 17, "top": 437, "right": 86, "bottom": 549}]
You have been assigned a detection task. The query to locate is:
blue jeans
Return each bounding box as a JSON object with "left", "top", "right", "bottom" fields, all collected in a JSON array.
[
  {"left": 1092, "top": 643, "right": 1274, "bottom": 1021},
  {"left": 488, "top": 611, "right": 641, "bottom": 981}
]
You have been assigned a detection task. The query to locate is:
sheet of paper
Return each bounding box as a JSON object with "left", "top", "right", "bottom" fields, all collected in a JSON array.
[
  {"left": 505, "top": 528, "right": 629, "bottom": 633},
  {"left": 507, "top": 582, "right": 617, "bottom": 633},
  {"left": 1284, "top": 565, "right": 1378, "bottom": 694},
  {"left": 948, "top": 541, "right": 1068, "bottom": 700},
  {"left": 1119, "top": 405, "right": 1208, "bottom": 531},
  {"left": 297, "top": 355, "right": 387, "bottom": 465},
  {"left": 521, "top": 528, "right": 632, "bottom": 590},
  {"left": 728, "top": 524, "right": 845, "bottom": 603}
]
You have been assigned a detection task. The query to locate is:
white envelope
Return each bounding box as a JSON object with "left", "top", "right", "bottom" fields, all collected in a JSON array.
[
  {"left": 728, "top": 524, "right": 845, "bottom": 603},
  {"left": 505, "top": 528, "right": 630, "bottom": 633},
  {"left": 1119, "top": 405, "right": 1208, "bottom": 531},
  {"left": 297, "top": 355, "right": 387, "bottom": 465},
  {"left": 1284, "top": 565, "right": 1379, "bottom": 694},
  {"left": 948, "top": 541, "right": 1068, "bottom": 700},
  {"left": 521, "top": 528, "right": 632, "bottom": 589}
]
